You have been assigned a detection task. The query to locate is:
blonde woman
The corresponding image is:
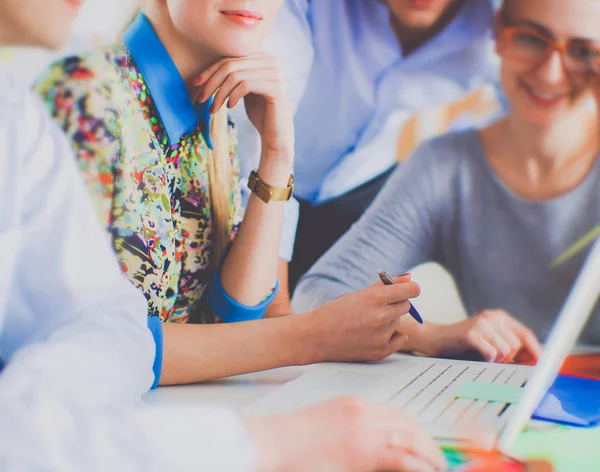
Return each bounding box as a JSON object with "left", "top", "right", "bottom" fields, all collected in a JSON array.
[{"left": 36, "top": 0, "right": 422, "bottom": 386}]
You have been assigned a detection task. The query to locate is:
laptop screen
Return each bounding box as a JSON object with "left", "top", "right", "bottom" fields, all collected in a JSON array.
[{"left": 498, "top": 238, "right": 600, "bottom": 450}]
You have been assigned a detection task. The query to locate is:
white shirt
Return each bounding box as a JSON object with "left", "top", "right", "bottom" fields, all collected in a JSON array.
[
  {"left": 233, "top": 0, "right": 499, "bottom": 260},
  {"left": 0, "top": 62, "right": 255, "bottom": 471}
]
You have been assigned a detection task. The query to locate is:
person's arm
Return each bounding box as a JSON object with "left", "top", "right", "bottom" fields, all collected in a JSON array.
[
  {"left": 229, "top": 0, "right": 315, "bottom": 316},
  {"left": 160, "top": 274, "right": 419, "bottom": 384},
  {"left": 196, "top": 54, "right": 295, "bottom": 309},
  {"left": 292, "top": 140, "right": 446, "bottom": 313},
  {"left": 267, "top": 260, "right": 292, "bottom": 317}
]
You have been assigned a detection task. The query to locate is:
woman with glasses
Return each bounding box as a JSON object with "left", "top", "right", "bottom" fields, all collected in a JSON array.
[{"left": 294, "top": 0, "right": 600, "bottom": 363}]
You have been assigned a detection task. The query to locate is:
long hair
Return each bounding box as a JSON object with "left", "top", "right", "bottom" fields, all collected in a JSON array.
[{"left": 207, "top": 108, "right": 233, "bottom": 269}]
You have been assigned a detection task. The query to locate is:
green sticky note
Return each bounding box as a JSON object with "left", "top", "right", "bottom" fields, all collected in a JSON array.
[
  {"left": 454, "top": 381, "right": 523, "bottom": 404},
  {"left": 512, "top": 426, "right": 600, "bottom": 472}
]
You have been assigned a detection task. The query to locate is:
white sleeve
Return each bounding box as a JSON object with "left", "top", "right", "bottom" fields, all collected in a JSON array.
[
  {"left": 231, "top": 0, "right": 314, "bottom": 261},
  {"left": 0, "top": 80, "right": 256, "bottom": 471}
]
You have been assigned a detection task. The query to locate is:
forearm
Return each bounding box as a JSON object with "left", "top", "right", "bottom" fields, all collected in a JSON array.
[
  {"left": 159, "top": 310, "right": 319, "bottom": 385},
  {"left": 265, "top": 261, "right": 292, "bottom": 317},
  {"left": 220, "top": 150, "right": 293, "bottom": 306}
]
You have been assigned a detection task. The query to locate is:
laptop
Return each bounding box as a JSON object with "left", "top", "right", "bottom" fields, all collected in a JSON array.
[{"left": 247, "top": 238, "right": 600, "bottom": 453}]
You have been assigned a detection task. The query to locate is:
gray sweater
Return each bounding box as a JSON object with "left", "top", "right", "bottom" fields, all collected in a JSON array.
[{"left": 293, "top": 130, "right": 600, "bottom": 344}]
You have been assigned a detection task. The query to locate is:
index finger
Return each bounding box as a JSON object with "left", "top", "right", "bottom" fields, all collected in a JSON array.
[
  {"left": 192, "top": 57, "right": 230, "bottom": 86},
  {"left": 503, "top": 315, "right": 543, "bottom": 360},
  {"left": 193, "top": 52, "right": 273, "bottom": 86}
]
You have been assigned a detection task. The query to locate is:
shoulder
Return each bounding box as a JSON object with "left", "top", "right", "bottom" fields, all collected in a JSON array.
[{"left": 35, "top": 45, "right": 130, "bottom": 118}]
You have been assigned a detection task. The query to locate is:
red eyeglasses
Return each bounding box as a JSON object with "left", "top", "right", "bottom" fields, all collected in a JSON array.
[{"left": 499, "top": 26, "right": 600, "bottom": 74}]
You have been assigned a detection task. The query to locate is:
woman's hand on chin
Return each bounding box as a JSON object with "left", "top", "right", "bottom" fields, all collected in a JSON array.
[
  {"left": 406, "top": 309, "right": 543, "bottom": 364},
  {"left": 193, "top": 52, "right": 294, "bottom": 165}
]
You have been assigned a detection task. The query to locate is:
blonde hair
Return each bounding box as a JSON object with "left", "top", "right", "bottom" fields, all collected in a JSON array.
[{"left": 207, "top": 108, "right": 233, "bottom": 269}]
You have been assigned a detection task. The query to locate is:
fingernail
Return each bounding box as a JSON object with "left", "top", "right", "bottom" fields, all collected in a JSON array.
[
  {"left": 400, "top": 272, "right": 411, "bottom": 277},
  {"left": 209, "top": 104, "right": 215, "bottom": 114},
  {"left": 192, "top": 75, "right": 203, "bottom": 86}
]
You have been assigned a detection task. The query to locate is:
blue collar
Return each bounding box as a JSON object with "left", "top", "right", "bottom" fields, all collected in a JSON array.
[{"left": 123, "top": 14, "right": 213, "bottom": 149}]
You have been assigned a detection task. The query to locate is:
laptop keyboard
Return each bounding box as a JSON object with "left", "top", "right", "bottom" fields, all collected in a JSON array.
[{"left": 386, "top": 361, "right": 527, "bottom": 426}]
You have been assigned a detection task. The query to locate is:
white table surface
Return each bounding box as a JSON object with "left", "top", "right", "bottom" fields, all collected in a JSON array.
[
  {"left": 144, "top": 346, "right": 600, "bottom": 411},
  {"left": 144, "top": 364, "right": 312, "bottom": 410}
]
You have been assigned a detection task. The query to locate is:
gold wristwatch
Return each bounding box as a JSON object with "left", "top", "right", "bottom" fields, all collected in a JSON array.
[{"left": 247, "top": 169, "right": 294, "bottom": 204}]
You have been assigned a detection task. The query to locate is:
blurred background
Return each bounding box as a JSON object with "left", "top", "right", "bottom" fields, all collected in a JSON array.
[{"left": 0, "top": 0, "right": 137, "bottom": 81}]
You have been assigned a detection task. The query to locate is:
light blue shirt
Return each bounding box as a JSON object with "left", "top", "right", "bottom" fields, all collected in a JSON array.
[{"left": 233, "top": 0, "right": 499, "bottom": 260}]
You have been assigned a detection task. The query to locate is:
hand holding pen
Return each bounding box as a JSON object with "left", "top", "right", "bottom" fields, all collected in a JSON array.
[{"left": 378, "top": 270, "right": 424, "bottom": 324}]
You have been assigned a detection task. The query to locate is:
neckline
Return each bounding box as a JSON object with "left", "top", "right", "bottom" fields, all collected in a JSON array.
[{"left": 470, "top": 129, "right": 600, "bottom": 208}]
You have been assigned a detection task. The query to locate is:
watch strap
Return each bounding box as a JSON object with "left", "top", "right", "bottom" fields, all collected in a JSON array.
[{"left": 247, "top": 169, "right": 294, "bottom": 204}]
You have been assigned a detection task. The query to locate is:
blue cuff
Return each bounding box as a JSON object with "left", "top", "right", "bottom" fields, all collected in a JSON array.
[
  {"left": 147, "top": 316, "right": 163, "bottom": 389},
  {"left": 204, "top": 271, "right": 278, "bottom": 323}
]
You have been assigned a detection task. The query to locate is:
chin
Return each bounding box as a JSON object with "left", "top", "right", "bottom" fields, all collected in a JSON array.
[
  {"left": 218, "top": 42, "right": 262, "bottom": 58},
  {"left": 515, "top": 106, "right": 562, "bottom": 128},
  {"left": 401, "top": 11, "right": 442, "bottom": 29}
]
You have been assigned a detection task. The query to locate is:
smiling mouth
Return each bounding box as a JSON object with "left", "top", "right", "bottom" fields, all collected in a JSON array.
[
  {"left": 523, "top": 82, "right": 568, "bottom": 106},
  {"left": 220, "top": 10, "right": 264, "bottom": 27},
  {"left": 408, "top": 0, "right": 437, "bottom": 9}
]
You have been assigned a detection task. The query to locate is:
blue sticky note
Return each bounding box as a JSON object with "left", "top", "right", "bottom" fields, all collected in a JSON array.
[{"left": 533, "top": 375, "right": 600, "bottom": 427}]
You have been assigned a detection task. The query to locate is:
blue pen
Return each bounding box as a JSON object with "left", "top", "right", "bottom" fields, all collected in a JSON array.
[{"left": 377, "top": 270, "right": 423, "bottom": 324}]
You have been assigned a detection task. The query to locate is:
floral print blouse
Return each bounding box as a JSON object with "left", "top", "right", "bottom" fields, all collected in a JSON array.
[{"left": 35, "top": 44, "right": 243, "bottom": 324}]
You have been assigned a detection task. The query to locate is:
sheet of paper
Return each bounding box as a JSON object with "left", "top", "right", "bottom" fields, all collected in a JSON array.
[{"left": 454, "top": 381, "right": 523, "bottom": 404}]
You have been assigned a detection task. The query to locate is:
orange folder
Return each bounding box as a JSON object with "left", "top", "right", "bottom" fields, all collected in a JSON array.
[{"left": 559, "top": 353, "right": 600, "bottom": 380}]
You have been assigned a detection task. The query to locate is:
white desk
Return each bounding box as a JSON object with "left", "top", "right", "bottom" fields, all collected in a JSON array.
[
  {"left": 144, "top": 364, "right": 311, "bottom": 411},
  {"left": 144, "top": 346, "right": 600, "bottom": 410}
]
